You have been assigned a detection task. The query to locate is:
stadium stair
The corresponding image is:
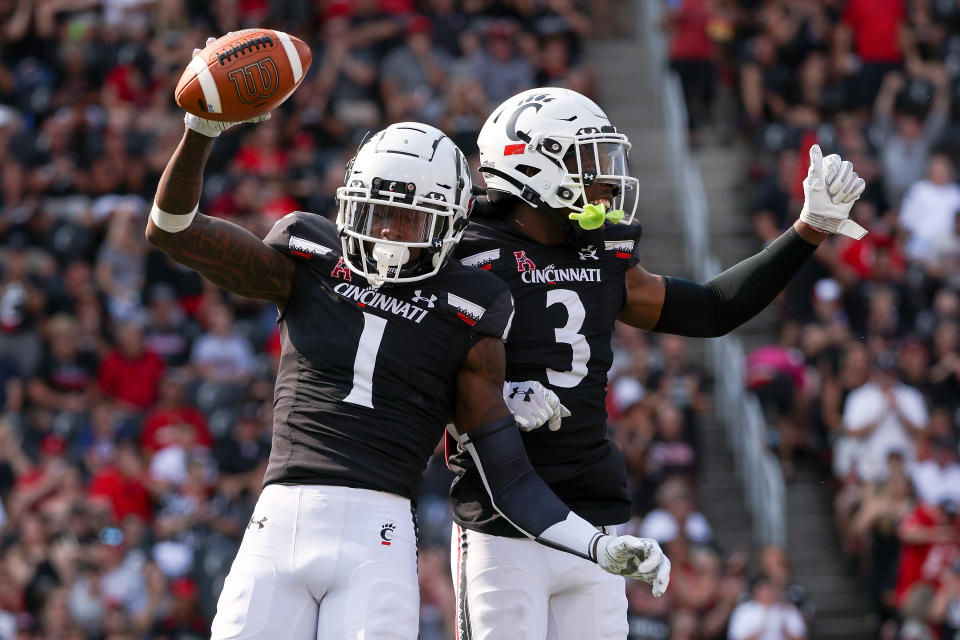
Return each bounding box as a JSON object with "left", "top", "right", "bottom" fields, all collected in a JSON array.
[{"left": 590, "top": 5, "right": 876, "bottom": 637}]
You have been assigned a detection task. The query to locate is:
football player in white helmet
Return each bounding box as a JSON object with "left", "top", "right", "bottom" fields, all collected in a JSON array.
[
  {"left": 447, "top": 87, "right": 867, "bottom": 640},
  {"left": 336, "top": 126, "right": 474, "bottom": 288}
]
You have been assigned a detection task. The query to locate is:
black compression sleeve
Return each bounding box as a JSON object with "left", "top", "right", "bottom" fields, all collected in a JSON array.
[
  {"left": 460, "top": 416, "right": 601, "bottom": 560},
  {"left": 652, "top": 226, "right": 817, "bottom": 337}
]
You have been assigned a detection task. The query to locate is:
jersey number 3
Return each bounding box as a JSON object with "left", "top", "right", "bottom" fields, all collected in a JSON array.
[
  {"left": 546, "top": 289, "right": 589, "bottom": 388},
  {"left": 344, "top": 312, "right": 387, "bottom": 408}
]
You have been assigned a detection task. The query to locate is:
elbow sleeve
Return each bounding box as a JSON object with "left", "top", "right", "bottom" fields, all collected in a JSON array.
[{"left": 458, "top": 417, "right": 604, "bottom": 561}]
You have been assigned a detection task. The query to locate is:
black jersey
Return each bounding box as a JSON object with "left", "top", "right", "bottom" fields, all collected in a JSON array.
[
  {"left": 449, "top": 204, "right": 644, "bottom": 535},
  {"left": 262, "top": 212, "right": 514, "bottom": 502}
]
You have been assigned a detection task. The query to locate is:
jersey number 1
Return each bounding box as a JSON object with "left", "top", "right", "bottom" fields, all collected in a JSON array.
[
  {"left": 546, "top": 289, "right": 589, "bottom": 388},
  {"left": 343, "top": 312, "right": 387, "bottom": 408}
]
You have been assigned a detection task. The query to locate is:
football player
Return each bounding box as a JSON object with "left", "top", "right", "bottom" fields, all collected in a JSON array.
[
  {"left": 448, "top": 87, "right": 866, "bottom": 639},
  {"left": 147, "top": 92, "right": 673, "bottom": 635}
]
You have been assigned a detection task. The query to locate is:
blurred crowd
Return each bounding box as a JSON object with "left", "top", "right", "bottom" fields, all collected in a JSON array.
[
  {"left": 0, "top": 0, "right": 745, "bottom": 639},
  {"left": 664, "top": 0, "right": 960, "bottom": 638},
  {"left": 0, "top": 0, "right": 908, "bottom": 639},
  {"left": 0, "top": 0, "right": 607, "bottom": 638}
]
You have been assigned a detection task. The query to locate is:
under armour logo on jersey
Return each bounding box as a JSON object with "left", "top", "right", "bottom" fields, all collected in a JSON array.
[
  {"left": 508, "top": 386, "right": 535, "bottom": 402},
  {"left": 380, "top": 522, "right": 396, "bottom": 546},
  {"left": 578, "top": 245, "right": 599, "bottom": 261},
  {"left": 514, "top": 250, "right": 537, "bottom": 272},
  {"left": 247, "top": 516, "right": 267, "bottom": 530},
  {"left": 331, "top": 257, "right": 352, "bottom": 281},
  {"left": 412, "top": 290, "right": 436, "bottom": 308}
]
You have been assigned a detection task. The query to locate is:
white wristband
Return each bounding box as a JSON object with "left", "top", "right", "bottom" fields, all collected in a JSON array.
[{"left": 150, "top": 202, "right": 197, "bottom": 233}]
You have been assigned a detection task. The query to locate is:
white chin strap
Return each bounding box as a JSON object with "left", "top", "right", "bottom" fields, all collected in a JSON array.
[{"left": 368, "top": 243, "right": 411, "bottom": 287}]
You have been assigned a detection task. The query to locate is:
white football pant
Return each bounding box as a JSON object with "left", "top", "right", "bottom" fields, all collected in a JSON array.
[
  {"left": 211, "top": 484, "right": 419, "bottom": 640},
  {"left": 451, "top": 524, "right": 629, "bottom": 640}
]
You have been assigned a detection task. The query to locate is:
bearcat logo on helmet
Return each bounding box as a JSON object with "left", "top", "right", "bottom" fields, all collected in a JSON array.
[
  {"left": 502, "top": 93, "right": 556, "bottom": 143},
  {"left": 227, "top": 59, "right": 280, "bottom": 104}
]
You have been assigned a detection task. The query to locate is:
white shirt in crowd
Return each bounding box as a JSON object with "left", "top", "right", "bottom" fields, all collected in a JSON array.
[
  {"left": 190, "top": 333, "right": 255, "bottom": 383},
  {"left": 728, "top": 600, "right": 807, "bottom": 640},
  {"left": 639, "top": 508, "right": 714, "bottom": 545},
  {"left": 899, "top": 179, "right": 960, "bottom": 260},
  {"left": 911, "top": 460, "right": 960, "bottom": 505},
  {"left": 837, "top": 382, "right": 927, "bottom": 482}
]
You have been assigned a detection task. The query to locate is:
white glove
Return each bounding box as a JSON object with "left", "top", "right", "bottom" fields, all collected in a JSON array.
[
  {"left": 799, "top": 144, "right": 868, "bottom": 239},
  {"left": 184, "top": 37, "right": 271, "bottom": 138},
  {"left": 596, "top": 535, "right": 672, "bottom": 597},
  {"left": 503, "top": 381, "right": 571, "bottom": 431}
]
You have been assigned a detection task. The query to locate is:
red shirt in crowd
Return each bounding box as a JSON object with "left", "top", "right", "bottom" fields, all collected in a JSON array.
[
  {"left": 97, "top": 348, "right": 165, "bottom": 409},
  {"left": 896, "top": 503, "right": 960, "bottom": 604},
  {"left": 233, "top": 146, "right": 288, "bottom": 176},
  {"left": 842, "top": 0, "right": 906, "bottom": 64},
  {"left": 668, "top": 0, "right": 717, "bottom": 61},
  {"left": 140, "top": 406, "right": 213, "bottom": 455},
  {"left": 89, "top": 467, "right": 153, "bottom": 521},
  {"left": 838, "top": 234, "right": 906, "bottom": 280}
]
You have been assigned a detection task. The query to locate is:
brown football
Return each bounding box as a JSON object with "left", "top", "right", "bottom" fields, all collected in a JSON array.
[{"left": 175, "top": 29, "right": 312, "bottom": 122}]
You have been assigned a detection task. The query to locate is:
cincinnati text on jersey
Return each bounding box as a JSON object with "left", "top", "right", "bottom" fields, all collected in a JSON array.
[
  {"left": 333, "top": 283, "right": 430, "bottom": 323},
  {"left": 520, "top": 266, "right": 603, "bottom": 285}
]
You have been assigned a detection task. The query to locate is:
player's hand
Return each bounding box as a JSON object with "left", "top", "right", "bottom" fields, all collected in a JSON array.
[
  {"left": 503, "top": 381, "right": 571, "bottom": 431},
  {"left": 799, "top": 144, "right": 867, "bottom": 239},
  {"left": 183, "top": 37, "right": 271, "bottom": 138},
  {"left": 595, "top": 535, "right": 672, "bottom": 597}
]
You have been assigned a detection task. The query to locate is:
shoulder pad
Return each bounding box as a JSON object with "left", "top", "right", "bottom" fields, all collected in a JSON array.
[
  {"left": 264, "top": 212, "right": 343, "bottom": 265},
  {"left": 434, "top": 262, "right": 515, "bottom": 340}
]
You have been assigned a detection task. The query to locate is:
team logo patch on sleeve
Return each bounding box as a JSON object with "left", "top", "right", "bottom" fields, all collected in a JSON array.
[
  {"left": 448, "top": 293, "right": 485, "bottom": 326},
  {"left": 604, "top": 239, "right": 635, "bottom": 259},
  {"left": 514, "top": 250, "right": 537, "bottom": 272},
  {"left": 460, "top": 248, "right": 501, "bottom": 271},
  {"left": 289, "top": 235, "right": 333, "bottom": 259},
  {"left": 331, "top": 256, "right": 353, "bottom": 281}
]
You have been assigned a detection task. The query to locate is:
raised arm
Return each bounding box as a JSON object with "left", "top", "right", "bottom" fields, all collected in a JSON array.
[
  {"left": 618, "top": 219, "right": 825, "bottom": 333},
  {"left": 451, "top": 336, "right": 671, "bottom": 594},
  {"left": 619, "top": 144, "right": 865, "bottom": 335},
  {"left": 146, "top": 125, "right": 294, "bottom": 307}
]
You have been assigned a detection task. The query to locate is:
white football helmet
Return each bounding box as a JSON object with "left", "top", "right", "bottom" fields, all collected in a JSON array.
[
  {"left": 337, "top": 122, "right": 473, "bottom": 288},
  {"left": 477, "top": 87, "right": 638, "bottom": 222}
]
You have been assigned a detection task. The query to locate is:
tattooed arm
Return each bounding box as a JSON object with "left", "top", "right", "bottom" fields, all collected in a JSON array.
[
  {"left": 146, "top": 127, "right": 295, "bottom": 307},
  {"left": 452, "top": 336, "right": 513, "bottom": 434}
]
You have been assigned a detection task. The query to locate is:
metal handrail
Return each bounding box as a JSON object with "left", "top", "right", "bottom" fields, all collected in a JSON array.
[{"left": 641, "top": 0, "right": 785, "bottom": 547}]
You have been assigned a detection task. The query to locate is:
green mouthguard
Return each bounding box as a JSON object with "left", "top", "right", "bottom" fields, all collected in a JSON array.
[{"left": 569, "top": 202, "right": 626, "bottom": 230}]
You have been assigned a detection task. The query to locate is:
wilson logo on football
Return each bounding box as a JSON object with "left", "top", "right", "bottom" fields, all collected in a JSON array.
[
  {"left": 227, "top": 59, "right": 280, "bottom": 104},
  {"left": 460, "top": 248, "right": 500, "bottom": 271},
  {"left": 448, "top": 293, "right": 485, "bottom": 326},
  {"left": 514, "top": 250, "right": 537, "bottom": 272}
]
